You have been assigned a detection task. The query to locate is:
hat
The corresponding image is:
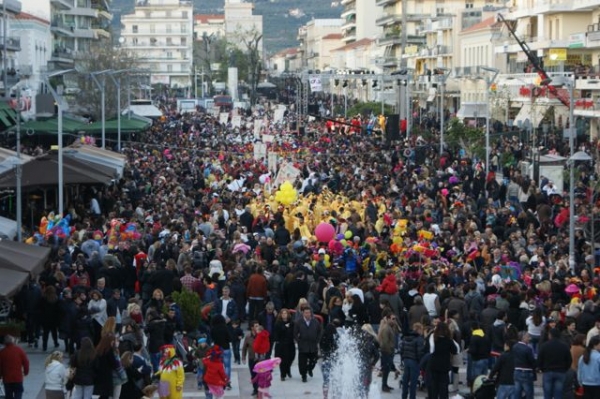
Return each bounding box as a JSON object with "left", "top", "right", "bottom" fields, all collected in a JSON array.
[
  {"left": 197, "top": 337, "right": 207, "bottom": 345},
  {"left": 548, "top": 317, "right": 556, "bottom": 323},
  {"left": 318, "top": 248, "right": 326, "bottom": 255}
]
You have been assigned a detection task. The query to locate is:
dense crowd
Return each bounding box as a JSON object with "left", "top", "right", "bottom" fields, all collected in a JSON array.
[{"left": 1, "top": 96, "right": 600, "bottom": 399}]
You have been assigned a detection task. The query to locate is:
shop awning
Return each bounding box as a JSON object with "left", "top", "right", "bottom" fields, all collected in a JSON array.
[
  {"left": 0, "top": 148, "right": 33, "bottom": 175},
  {"left": 0, "top": 101, "right": 18, "bottom": 131},
  {"left": 77, "top": 115, "right": 152, "bottom": 134},
  {"left": 513, "top": 103, "right": 549, "bottom": 128},
  {"left": 16, "top": 115, "right": 88, "bottom": 134},
  {"left": 456, "top": 103, "right": 488, "bottom": 118},
  {"left": 64, "top": 145, "right": 126, "bottom": 179},
  {"left": 122, "top": 104, "right": 163, "bottom": 118},
  {"left": 0, "top": 216, "right": 17, "bottom": 240},
  {"left": 0, "top": 151, "right": 117, "bottom": 188},
  {"left": 0, "top": 240, "right": 51, "bottom": 275},
  {"left": 0, "top": 268, "right": 29, "bottom": 297}
]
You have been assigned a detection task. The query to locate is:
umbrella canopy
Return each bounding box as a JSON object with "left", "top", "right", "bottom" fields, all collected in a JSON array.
[
  {"left": 0, "top": 240, "right": 51, "bottom": 275},
  {"left": 0, "top": 151, "right": 116, "bottom": 188},
  {"left": 0, "top": 269, "right": 29, "bottom": 297}
]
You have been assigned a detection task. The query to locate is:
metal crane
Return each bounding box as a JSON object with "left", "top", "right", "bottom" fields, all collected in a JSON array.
[{"left": 497, "top": 13, "right": 570, "bottom": 108}]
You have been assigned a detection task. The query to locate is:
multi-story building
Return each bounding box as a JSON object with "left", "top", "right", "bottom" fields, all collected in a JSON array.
[
  {"left": 224, "top": 0, "right": 263, "bottom": 53},
  {"left": 13, "top": 11, "right": 51, "bottom": 118},
  {"left": 193, "top": 14, "right": 224, "bottom": 41},
  {"left": 297, "top": 19, "right": 344, "bottom": 70},
  {"left": 48, "top": 0, "right": 112, "bottom": 70},
  {"left": 340, "top": 0, "right": 382, "bottom": 45},
  {"left": 120, "top": 0, "right": 194, "bottom": 89},
  {"left": 267, "top": 47, "right": 299, "bottom": 76},
  {"left": 0, "top": 0, "right": 22, "bottom": 95}
]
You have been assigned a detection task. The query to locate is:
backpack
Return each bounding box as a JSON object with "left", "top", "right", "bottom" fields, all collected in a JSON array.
[{"left": 192, "top": 250, "right": 207, "bottom": 270}]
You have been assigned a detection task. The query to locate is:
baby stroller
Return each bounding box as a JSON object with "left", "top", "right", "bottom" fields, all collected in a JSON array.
[{"left": 467, "top": 376, "right": 496, "bottom": 399}]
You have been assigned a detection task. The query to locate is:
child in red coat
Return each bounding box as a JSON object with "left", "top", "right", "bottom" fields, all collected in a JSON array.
[
  {"left": 252, "top": 325, "right": 271, "bottom": 361},
  {"left": 202, "top": 345, "right": 229, "bottom": 399}
]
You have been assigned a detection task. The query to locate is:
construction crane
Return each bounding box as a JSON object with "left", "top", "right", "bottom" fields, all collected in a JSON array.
[{"left": 497, "top": 13, "right": 570, "bottom": 108}]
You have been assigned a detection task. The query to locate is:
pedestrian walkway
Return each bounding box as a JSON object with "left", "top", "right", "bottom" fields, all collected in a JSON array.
[{"left": 25, "top": 341, "right": 547, "bottom": 399}]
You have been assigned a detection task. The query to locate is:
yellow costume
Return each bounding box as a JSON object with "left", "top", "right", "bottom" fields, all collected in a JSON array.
[{"left": 158, "top": 345, "right": 185, "bottom": 399}]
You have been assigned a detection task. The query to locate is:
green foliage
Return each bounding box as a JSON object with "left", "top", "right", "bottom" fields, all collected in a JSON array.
[
  {"left": 347, "top": 102, "right": 393, "bottom": 118},
  {"left": 446, "top": 117, "right": 485, "bottom": 158},
  {"left": 172, "top": 289, "right": 203, "bottom": 332}
]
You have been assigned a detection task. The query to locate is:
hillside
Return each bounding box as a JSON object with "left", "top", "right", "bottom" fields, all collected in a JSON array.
[{"left": 112, "top": 0, "right": 342, "bottom": 54}]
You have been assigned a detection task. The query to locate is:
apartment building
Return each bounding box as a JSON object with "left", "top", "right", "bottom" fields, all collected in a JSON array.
[
  {"left": 340, "top": 0, "right": 382, "bottom": 45},
  {"left": 193, "top": 14, "right": 224, "bottom": 41},
  {"left": 120, "top": 0, "right": 194, "bottom": 89},
  {"left": 224, "top": 0, "right": 263, "bottom": 53},
  {"left": 297, "top": 19, "right": 344, "bottom": 70},
  {"left": 0, "top": 0, "right": 22, "bottom": 94},
  {"left": 49, "top": 0, "right": 112, "bottom": 70}
]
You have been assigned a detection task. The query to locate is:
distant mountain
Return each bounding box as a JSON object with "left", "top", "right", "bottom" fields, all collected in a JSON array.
[{"left": 111, "top": 0, "right": 342, "bottom": 54}]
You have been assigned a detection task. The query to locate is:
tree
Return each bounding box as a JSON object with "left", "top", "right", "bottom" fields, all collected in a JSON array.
[
  {"left": 193, "top": 34, "right": 228, "bottom": 97},
  {"left": 72, "top": 39, "right": 141, "bottom": 120},
  {"left": 446, "top": 117, "right": 485, "bottom": 159},
  {"left": 231, "top": 28, "right": 263, "bottom": 105}
]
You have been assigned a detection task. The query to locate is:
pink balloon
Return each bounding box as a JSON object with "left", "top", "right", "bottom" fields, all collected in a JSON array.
[{"left": 315, "top": 222, "right": 335, "bottom": 243}]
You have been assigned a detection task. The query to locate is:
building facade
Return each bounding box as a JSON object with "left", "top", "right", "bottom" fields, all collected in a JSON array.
[
  {"left": 340, "top": 0, "right": 382, "bottom": 45},
  {"left": 48, "top": 0, "right": 112, "bottom": 70},
  {"left": 121, "top": 0, "right": 194, "bottom": 89},
  {"left": 224, "top": 0, "right": 263, "bottom": 54},
  {"left": 297, "top": 19, "right": 344, "bottom": 70}
]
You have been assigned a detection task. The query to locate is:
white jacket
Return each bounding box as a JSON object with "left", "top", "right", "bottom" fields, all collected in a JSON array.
[
  {"left": 45, "top": 360, "right": 66, "bottom": 391},
  {"left": 88, "top": 298, "right": 108, "bottom": 326}
]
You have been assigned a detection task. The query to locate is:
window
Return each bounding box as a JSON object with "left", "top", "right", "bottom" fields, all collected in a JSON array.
[
  {"left": 181, "top": 23, "right": 187, "bottom": 33},
  {"left": 180, "top": 50, "right": 187, "bottom": 59},
  {"left": 132, "top": 25, "right": 138, "bottom": 33},
  {"left": 150, "top": 24, "right": 155, "bottom": 33},
  {"left": 166, "top": 51, "right": 173, "bottom": 59},
  {"left": 466, "top": 1, "right": 474, "bottom": 8},
  {"left": 167, "top": 65, "right": 173, "bottom": 72},
  {"left": 166, "top": 25, "right": 172, "bottom": 34},
  {"left": 166, "top": 11, "right": 171, "bottom": 18},
  {"left": 182, "top": 11, "right": 188, "bottom": 19},
  {"left": 181, "top": 38, "right": 187, "bottom": 46},
  {"left": 167, "top": 38, "right": 173, "bottom": 45},
  {"left": 145, "top": 11, "right": 151, "bottom": 18}
]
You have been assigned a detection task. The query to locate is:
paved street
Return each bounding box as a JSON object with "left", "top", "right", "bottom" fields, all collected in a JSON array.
[{"left": 23, "top": 341, "right": 549, "bottom": 399}]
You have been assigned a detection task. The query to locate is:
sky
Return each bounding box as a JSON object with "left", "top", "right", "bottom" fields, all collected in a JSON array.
[{"left": 20, "top": 0, "right": 51, "bottom": 21}]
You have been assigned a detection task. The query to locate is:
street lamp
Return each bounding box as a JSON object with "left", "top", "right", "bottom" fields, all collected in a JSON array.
[
  {"left": 436, "top": 67, "right": 450, "bottom": 156},
  {"left": 478, "top": 66, "right": 499, "bottom": 176},
  {"left": 89, "top": 69, "right": 112, "bottom": 149},
  {"left": 43, "top": 68, "right": 76, "bottom": 216},
  {"left": 106, "top": 69, "right": 131, "bottom": 152}
]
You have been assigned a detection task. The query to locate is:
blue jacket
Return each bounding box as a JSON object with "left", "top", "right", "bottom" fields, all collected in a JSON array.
[
  {"left": 578, "top": 350, "right": 600, "bottom": 386},
  {"left": 212, "top": 298, "right": 238, "bottom": 322}
]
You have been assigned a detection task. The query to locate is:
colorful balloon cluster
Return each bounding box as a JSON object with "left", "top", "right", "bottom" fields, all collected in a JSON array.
[
  {"left": 274, "top": 181, "right": 297, "bottom": 206},
  {"left": 39, "top": 213, "right": 73, "bottom": 239},
  {"left": 80, "top": 136, "right": 96, "bottom": 145},
  {"left": 106, "top": 219, "right": 142, "bottom": 249}
]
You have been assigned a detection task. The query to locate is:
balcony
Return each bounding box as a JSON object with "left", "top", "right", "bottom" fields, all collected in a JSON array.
[
  {"left": 1, "top": 0, "right": 22, "bottom": 14},
  {"left": 51, "top": 47, "right": 75, "bottom": 62},
  {"left": 0, "top": 69, "right": 19, "bottom": 88},
  {"left": 19, "top": 65, "right": 32, "bottom": 77},
  {"left": 342, "top": 19, "right": 356, "bottom": 31},
  {"left": 50, "top": 0, "right": 74, "bottom": 9},
  {"left": 73, "top": 28, "right": 96, "bottom": 39},
  {"left": 0, "top": 37, "right": 20, "bottom": 52},
  {"left": 376, "top": 0, "right": 397, "bottom": 6},
  {"left": 62, "top": 7, "right": 99, "bottom": 18},
  {"left": 376, "top": 14, "right": 402, "bottom": 27},
  {"left": 51, "top": 20, "right": 75, "bottom": 36}
]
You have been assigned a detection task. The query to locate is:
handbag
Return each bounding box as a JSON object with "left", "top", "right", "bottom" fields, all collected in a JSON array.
[{"left": 157, "top": 380, "right": 170, "bottom": 397}]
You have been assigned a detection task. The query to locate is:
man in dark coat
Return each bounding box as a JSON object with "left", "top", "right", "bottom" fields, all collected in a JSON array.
[
  {"left": 293, "top": 308, "right": 322, "bottom": 382},
  {"left": 285, "top": 271, "right": 309, "bottom": 309}
]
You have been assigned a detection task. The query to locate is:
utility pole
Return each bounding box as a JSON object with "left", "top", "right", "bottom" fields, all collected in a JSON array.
[{"left": 2, "top": 0, "right": 7, "bottom": 99}]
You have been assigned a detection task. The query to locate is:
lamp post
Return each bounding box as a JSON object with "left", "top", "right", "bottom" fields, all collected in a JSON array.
[
  {"left": 437, "top": 67, "right": 450, "bottom": 156},
  {"left": 12, "top": 91, "right": 23, "bottom": 241},
  {"left": 43, "top": 69, "right": 76, "bottom": 216},
  {"left": 89, "top": 69, "right": 112, "bottom": 149},
  {"left": 106, "top": 70, "right": 130, "bottom": 152},
  {"left": 479, "top": 67, "right": 499, "bottom": 177}
]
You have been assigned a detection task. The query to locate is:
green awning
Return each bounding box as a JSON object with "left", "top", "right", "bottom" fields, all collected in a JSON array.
[
  {"left": 0, "top": 112, "right": 11, "bottom": 128},
  {"left": 77, "top": 116, "right": 151, "bottom": 134},
  {"left": 17, "top": 116, "right": 87, "bottom": 134},
  {"left": 0, "top": 101, "right": 17, "bottom": 129}
]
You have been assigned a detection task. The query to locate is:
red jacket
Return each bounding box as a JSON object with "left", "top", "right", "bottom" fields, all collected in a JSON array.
[
  {"left": 246, "top": 273, "right": 268, "bottom": 298},
  {"left": 377, "top": 274, "right": 398, "bottom": 295},
  {"left": 0, "top": 343, "right": 29, "bottom": 383},
  {"left": 202, "top": 357, "right": 227, "bottom": 387},
  {"left": 253, "top": 330, "right": 270, "bottom": 355}
]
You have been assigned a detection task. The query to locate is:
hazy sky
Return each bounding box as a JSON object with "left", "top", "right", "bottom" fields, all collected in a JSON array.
[{"left": 20, "top": 0, "right": 51, "bottom": 21}]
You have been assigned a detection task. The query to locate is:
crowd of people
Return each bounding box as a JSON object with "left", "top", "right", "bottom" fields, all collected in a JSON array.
[{"left": 1, "top": 94, "right": 600, "bottom": 399}]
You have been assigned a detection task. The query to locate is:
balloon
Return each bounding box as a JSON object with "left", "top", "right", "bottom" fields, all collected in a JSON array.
[
  {"left": 340, "top": 239, "right": 347, "bottom": 247},
  {"left": 314, "top": 222, "right": 335, "bottom": 243},
  {"left": 344, "top": 230, "right": 353, "bottom": 240},
  {"left": 275, "top": 180, "right": 298, "bottom": 206},
  {"left": 336, "top": 233, "right": 344, "bottom": 240}
]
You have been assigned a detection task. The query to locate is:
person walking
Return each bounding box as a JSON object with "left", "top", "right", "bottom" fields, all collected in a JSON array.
[
  {"left": 538, "top": 328, "right": 572, "bottom": 399},
  {"left": 44, "top": 351, "right": 67, "bottom": 399},
  {"left": 70, "top": 337, "right": 96, "bottom": 399},
  {"left": 400, "top": 323, "right": 425, "bottom": 399},
  {"left": 294, "top": 308, "right": 322, "bottom": 383},
  {"left": 39, "top": 285, "right": 61, "bottom": 352},
  {"left": 577, "top": 335, "right": 600, "bottom": 399},
  {"left": 513, "top": 331, "right": 536, "bottom": 399},
  {"left": 210, "top": 315, "right": 232, "bottom": 390},
  {"left": 274, "top": 308, "right": 296, "bottom": 381},
  {"left": 378, "top": 312, "right": 397, "bottom": 393},
  {"left": 426, "top": 321, "right": 458, "bottom": 399},
  {"left": 0, "top": 335, "right": 29, "bottom": 399},
  {"left": 488, "top": 340, "right": 516, "bottom": 399},
  {"left": 242, "top": 320, "right": 259, "bottom": 396}
]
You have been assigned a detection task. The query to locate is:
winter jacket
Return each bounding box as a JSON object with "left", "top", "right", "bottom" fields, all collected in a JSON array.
[
  {"left": 489, "top": 320, "right": 507, "bottom": 352},
  {"left": 400, "top": 331, "right": 425, "bottom": 362},
  {"left": 211, "top": 323, "right": 232, "bottom": 350},
  {"left": 39, "top": 297, "right": 61, "bottom": 328},
  {"left": 146, "top": 318, "right": 166, "bottom": 353},
  {"left": 468, "top": 329, "right": 491, "bottom": 361},
  {"left": 45, "top": 360, "right": 66, "bottom": 391},
  {"left": 489, "top": 350, "right": 515, "bottom": 385},
  {"left": 70, "top": 352, "right": 96, "bottom": 386},
  {"left": 465, "top": 290, "right": 484, "bottom": 314},
  {"left": 253, "top": 330, "right": 270, "bottom": 356},
  {"left": 203, "top": 357, "right": 227, "bottom": 386},
  {"left": 377, "top": 274, "right": 398, "bottom": 295},
  {"left": 378, "top": 321, "right": 396, "bottom": 354},
  {"left": 0, "top": 343, "right": 29, "bottom": 383},
  {"left": 294, "top": 317, "right": 322, "bottom": 354}
]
